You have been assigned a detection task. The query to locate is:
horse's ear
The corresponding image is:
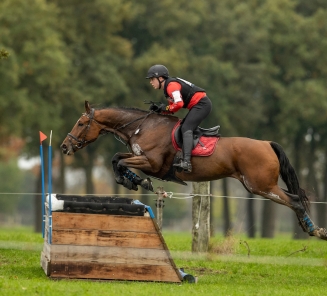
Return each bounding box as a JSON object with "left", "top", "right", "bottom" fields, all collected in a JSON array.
[{"left": 85, "top": 100, "right": 91, "bottom": 114}]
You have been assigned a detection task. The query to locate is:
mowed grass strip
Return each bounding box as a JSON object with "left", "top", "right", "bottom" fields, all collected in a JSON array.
[{"left": 0, "top": 227, "right": 327, "bottom": 296}]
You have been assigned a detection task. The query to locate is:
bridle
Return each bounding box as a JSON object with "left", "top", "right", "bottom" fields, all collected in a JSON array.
[
  {"left": 67, "top": 108, "right": 97, "bottom": 149},
  {"left": 67, "top": 108, "right": 154, "bottom": 150}
]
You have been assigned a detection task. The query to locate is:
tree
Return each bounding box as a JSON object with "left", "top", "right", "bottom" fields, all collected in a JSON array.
[
  {"left": 47, "top": 0, "right": 136, "bottom": 193},
  {"left": 0, "top": 49, "right": 9, "bottom": 60},
  {"left": 257, "top": 0, "right": 327, "bottom": 237},
  {"left": 0, "top": 0, "right": 69, "bottom": 148},
  {"left": 0, "top": 159, "right": 24, "bottom": 217},
  {"left": 0, "top": 0, "right": 71, "bottom": 231}
]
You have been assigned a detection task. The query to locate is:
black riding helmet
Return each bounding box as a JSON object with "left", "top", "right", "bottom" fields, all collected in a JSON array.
[
  {"left": 146, "top": 64, "right": 169, "bottom": 79},
  {"left": 146, "top": 65, "right": 169, "bottom": 89}
]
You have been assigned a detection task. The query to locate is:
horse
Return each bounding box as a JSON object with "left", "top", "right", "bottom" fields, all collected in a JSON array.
[{"left": 61, "top": 101, "right": 327, "bottom": 241}]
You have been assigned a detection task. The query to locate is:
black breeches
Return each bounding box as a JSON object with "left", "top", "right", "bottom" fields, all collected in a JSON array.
[{"left": 181, "top": 96, "right": 212, "bottom": 133}]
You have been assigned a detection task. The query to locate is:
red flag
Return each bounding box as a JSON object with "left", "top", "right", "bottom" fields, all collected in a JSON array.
[{"left": 39, "top": 131, "right": 47, "bottom": 144}]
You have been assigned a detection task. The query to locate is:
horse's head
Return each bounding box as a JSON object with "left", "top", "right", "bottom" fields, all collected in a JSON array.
[{"left": 61, "top": 101, "right": 102, "bottom": 155}]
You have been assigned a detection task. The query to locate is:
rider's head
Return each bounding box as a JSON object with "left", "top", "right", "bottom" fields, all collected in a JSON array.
[{"left": 146, "top": 64, "right": 169, "bottom": 90}]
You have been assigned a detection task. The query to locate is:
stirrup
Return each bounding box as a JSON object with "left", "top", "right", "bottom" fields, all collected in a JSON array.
[{"left": 173, "top": 160, "right": 192, "bottom": 173}]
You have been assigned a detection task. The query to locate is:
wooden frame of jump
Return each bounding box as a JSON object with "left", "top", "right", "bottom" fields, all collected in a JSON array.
[{"left": 41, "top": 210, "right": 182, "bottom": 283}]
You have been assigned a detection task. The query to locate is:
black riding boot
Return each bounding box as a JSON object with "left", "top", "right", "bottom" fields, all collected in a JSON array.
[{"left": 173, "top": 130, "right": 193, "bottom": 173}]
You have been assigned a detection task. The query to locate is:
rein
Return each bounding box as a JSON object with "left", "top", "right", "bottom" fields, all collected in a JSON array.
[
  {"left": 68, "top": 108, "right": 154, "bottom": 150},
  {"left": 113, "top": 111, "right": 153, "bottom": 148}
]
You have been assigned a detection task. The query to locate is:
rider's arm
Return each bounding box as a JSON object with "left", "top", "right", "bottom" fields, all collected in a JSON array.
[{"left": 166, "top": 82, "right": 184, "bottom": 113}]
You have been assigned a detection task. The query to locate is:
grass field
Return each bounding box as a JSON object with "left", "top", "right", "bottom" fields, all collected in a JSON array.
[{"left": 0, "top": 227, "right": 326, "bottom": 296}]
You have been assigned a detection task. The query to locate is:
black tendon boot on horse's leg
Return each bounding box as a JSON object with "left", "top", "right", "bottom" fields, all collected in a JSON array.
[
  {"left": 112, "top": 154, "right": 153, "bottom": 192},
  {"left": 173, "top": 130, "right": 193, "bottom": 173},
  {"left": 121, "top": 168, "right": 154, "bottom": 192}
]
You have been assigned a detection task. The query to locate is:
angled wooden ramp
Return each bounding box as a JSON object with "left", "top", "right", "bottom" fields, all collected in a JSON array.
[{"left": 41, "top": 195, "right": 182, "bottom": 283}]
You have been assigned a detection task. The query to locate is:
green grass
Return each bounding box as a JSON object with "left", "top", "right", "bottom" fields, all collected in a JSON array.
[{"left": 0, "top": 227, "right": 327, "bottom": 296}]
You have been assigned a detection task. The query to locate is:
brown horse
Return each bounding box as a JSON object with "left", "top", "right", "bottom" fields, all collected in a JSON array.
[{"left": 61, "top": 101, "right": 327, "bottom": 240}]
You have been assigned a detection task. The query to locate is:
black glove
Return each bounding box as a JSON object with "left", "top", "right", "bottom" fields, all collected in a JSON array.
[{"left": 149, "top": 103, "right": 168, "bottom": 113}]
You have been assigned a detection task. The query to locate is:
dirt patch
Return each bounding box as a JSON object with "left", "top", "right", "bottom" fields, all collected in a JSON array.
[
  {"left": 208, "top": 233, "right": 238, "bottom": 255},
  {"left": 182, "top": 266, "right": 228, "bottom": 275}
]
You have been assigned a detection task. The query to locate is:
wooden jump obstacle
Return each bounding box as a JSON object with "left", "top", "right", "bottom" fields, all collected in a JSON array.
[{"left": 40, "top": 194, "right": 183, "bottom": 283}]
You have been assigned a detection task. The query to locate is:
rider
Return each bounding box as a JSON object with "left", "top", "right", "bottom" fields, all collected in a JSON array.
[{"left": 146, "top": 64, "right": 212, "bottom": 173}]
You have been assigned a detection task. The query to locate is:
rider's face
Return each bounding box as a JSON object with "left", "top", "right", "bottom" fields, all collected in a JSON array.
[{"left": 149, "top": 77, "right": 163, "bottom": 89}]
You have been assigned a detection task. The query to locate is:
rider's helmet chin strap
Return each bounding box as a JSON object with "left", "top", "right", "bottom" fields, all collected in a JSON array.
[{"left": 157, "top": 77, "right": 166, "bottom": 89}]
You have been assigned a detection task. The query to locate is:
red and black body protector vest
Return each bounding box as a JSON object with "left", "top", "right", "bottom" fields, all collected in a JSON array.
[{"left": 163, "top": 77, "right": 205, "bottom": 108}]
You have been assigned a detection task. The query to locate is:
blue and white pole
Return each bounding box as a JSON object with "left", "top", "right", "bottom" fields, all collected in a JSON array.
[
  {"left": 39, "top": 131, "right": 47, "bottom": 238},
  {"left": 48, "top": 130, "right": 53, "bottom": 243}
]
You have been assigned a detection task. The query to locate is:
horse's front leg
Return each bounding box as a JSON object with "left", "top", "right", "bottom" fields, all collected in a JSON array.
[
  {"left": 111, "top": 153, "right": 154, "bottom": 192},
  {"left": 111, "top": 153, "right": 138, "bottom": 191},
  {"left": 117, "top": 154, "right": 158, "bottom": 192},
  {"left": 112, "top": 152, "right": 132, "bottom": 181}
]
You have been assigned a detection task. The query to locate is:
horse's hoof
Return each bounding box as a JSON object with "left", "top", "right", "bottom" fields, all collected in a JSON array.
[
  {"left": 140, "top": 178, "right": 153, "bottom": 192},
  {"left": 310, "top": 228, "right": 327, "bottom": 241}
]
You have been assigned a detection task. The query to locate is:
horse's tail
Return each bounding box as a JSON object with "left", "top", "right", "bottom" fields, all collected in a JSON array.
[{"left": 270, "top": 141, "right": 309, "bottom": 212}]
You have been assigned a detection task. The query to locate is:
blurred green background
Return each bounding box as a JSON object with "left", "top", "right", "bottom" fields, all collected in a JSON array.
[{"left": 0, "top": 0, "right": 327, "bottom": 239}]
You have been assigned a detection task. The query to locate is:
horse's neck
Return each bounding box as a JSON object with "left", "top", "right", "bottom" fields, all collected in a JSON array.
[
  {"left": 96, "top": 108, "right": 178, "bottom": 133},
  {"left": 96, "top": 108, "right": 150, "bottom": 134},
  {"left": 96, "top": 108, "right": 137, "bottom": 124}
]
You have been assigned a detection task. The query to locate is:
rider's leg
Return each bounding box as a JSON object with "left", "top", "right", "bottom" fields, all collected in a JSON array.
[
  {"left": 174, "top": 96, "right": 212, "bottom": 172},
  {"left": 174, "top": 130, "right": 193, "bottom": 172}
]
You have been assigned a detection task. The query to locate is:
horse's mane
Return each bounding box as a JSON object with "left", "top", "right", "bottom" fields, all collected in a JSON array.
[
  {"left": 95, "top": 106, "right": 148, "bottom": 113},
  {"left": 92, "top": 105, "right": 179, "bottom": 122},
  {"left": 118, "top": 106, "right": 148, "bottom": 113}
]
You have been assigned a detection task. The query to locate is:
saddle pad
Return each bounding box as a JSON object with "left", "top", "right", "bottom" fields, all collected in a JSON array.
[{"left": 171, "top": 121, "right": 220, "bottom": 157}]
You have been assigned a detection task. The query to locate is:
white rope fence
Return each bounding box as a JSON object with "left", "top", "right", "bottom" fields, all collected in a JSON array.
[
  {"left": 163, "top": 192, "right": 327, "bottom": 204},
  {"left": 0, "top": 192, "right": 327, "bottom": 204}
]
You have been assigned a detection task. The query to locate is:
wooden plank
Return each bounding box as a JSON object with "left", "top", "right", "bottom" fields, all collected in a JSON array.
[
  {"left": 42, "top": 211, "right": 183, "bottom": 282},
  {"left": 151, "top": 219, "right": 183, "bottom": 281},
  {"left": 42, "top": 241, "right": 51, "bottom": 260},
  {"left": 49, "top": 261, "right": 181, "bottom": 282},
  {"left": 52, "top": 229, "right": 163, "bottom": 249},
  {"left": 43, "top": 242, "right": 172, "bottom": 265},
  {"left": 52, "top": 213, "right": 156, "bottom": 233},
  {"left": 40, "top": 251, "right": 50, "bottom": 276}
]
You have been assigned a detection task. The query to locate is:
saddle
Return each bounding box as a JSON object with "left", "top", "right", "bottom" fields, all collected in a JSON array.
[
  {"left": 162, "top": 120, "right": 221, "bottom": 185},
  {"left": 174, "top": 122, "right": 220, "bottom": 149},
  {"left": 172, "top": 120, "right": 220, "bottom": 156}
]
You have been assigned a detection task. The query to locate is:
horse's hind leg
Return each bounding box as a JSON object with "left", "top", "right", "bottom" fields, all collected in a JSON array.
[
  {"left": 238, "top": 140, "right": 327, "bottom": 240},
  {"left": 281, "top": 189, "right": 327, "bottom": 239},
  {"left": 251, "top": 183, "right": 327, "bottom": 240}
]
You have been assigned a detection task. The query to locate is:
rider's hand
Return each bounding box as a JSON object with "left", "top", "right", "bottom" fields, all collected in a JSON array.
[
  {"left": 149, "top": 103, "right": 169, "bottom": 113},
  {"left": 149, "top": 104, "right": 160, "bottom": 112}
]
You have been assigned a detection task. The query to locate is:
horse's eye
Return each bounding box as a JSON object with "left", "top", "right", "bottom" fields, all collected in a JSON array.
[{"left": 78, "top": 122, "right": 83, "bottom": 127}]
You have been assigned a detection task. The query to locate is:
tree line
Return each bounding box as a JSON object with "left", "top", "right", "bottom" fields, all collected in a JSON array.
[{"left": 0, "top": 0, "right": 327, "bottom": 236}]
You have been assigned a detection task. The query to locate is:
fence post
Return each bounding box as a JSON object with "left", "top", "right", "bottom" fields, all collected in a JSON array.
[
  {"left": 192, "top": 182, "right": 210, "bottom": 253},
  {"left": 155, "top": 186, "right": 165, "bottom": 231}
]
